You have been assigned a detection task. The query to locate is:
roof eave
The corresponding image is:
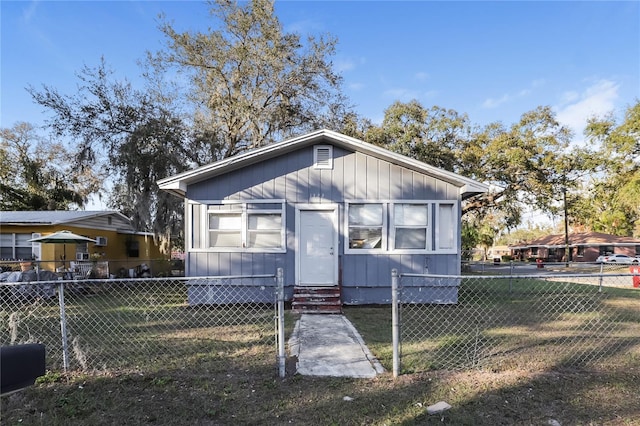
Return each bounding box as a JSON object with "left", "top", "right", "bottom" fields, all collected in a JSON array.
[
  {"left": 157, "top": 129, "right": 490, "bottom": 198},
  {"left": 157, "top": 180, "right": 188, "bottom": 198}
]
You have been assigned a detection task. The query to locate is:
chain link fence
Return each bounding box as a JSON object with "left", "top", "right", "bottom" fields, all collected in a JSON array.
[
  {"left": 4, "top": 263, "right": 639, "bottom": 380},
  {"left": 392, "top": 269, "right": 640, "bottom": 376},
  {"left": 0, "top": 270, "right": 286, "bottom": 377}
]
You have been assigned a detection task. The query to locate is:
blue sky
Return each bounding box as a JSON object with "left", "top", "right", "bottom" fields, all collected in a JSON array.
[{"left": 2, "top": 0, "right": 639, "bottom": 140}]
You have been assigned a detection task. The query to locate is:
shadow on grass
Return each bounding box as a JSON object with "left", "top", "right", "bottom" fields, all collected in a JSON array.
[
  {"left": 4, "top": 352, "right": 639, "bottom": 425},
  {"left": 3, "top": 277, "right": 640, "bottom": 424}
]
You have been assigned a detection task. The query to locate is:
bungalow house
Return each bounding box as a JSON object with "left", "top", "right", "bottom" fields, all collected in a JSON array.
[
  {"left": 509, "top": 232, "right": 640, "bottom": 263},
  {"left": 0, "top": 211, "right": 166, "bottom": 277},
  {"left": 157, "top": 129, "right": 489, "bottom": 309}
]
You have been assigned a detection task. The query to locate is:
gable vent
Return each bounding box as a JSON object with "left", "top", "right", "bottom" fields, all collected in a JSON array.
[{"left": 314, "top": 145, "right": 333, "bottom": 169}]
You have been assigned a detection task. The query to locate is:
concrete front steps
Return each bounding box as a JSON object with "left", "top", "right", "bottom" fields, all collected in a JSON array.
[{"left": 292, "top": 286, "right": 342, "bottom": 314}]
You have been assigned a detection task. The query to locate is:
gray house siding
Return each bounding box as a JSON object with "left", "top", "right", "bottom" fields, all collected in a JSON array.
[{"left": 185, "top": 144, "right": 462, "bottom": 304}]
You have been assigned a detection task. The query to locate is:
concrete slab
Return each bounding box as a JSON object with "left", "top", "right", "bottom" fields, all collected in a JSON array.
[{"left": 288, "top": 314, "right": 385, "bottom": 378}]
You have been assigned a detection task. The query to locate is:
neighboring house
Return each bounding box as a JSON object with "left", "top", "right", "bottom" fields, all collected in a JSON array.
[
  {"left": 158, "top": 129, "right": 489, "bottom": 308},
  {"left": 509, "top": 232, "right": 640, "bottom": 262},
  {"left": 486, "top": 245, "right": 511, "bottom": 261},
  {"left": 0, "top": 211, "right": 165, "bottom": 276}
]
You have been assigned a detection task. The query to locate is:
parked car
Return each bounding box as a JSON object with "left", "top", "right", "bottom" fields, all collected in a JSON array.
[{"left": 596, "top": 254, "right": 640, "bottom": 264}]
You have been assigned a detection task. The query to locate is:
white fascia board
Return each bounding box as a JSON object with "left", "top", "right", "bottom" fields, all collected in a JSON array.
[
  {"left": 157, "top": 179, "right": 188, "bottom": 198},
  {"left": 156, "top": 129, "right": 490, "bottom": 198},
  {"left": 323, "top": 130, "right": 490, "bottom": 195}
]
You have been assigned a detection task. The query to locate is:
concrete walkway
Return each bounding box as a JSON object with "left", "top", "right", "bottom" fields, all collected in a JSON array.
[{"left": 288, "top": 314, "right": 385, "bottom": 378}]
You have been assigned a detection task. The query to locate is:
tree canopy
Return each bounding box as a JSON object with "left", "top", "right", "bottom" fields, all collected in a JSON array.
[
  {"left": 8, "top": 0, "right": 638, "bottom": 244},
  {"left": 151, "top": 0, "right": 348, "bottom": 160},
  {"left": 573, "top": 100, "right": 640, "bottom": 235},
  {"left": 27, "top": 60, "right": 189, "bottom": 244},
  {"left": 348, "top": 102, "right": 592, "bottom": 232},
  {"left": 24, "top": 0, "right": 351, "bottom": 249},
  {"left": 0, "top": 122, "right": 99, "bottom": 211}
]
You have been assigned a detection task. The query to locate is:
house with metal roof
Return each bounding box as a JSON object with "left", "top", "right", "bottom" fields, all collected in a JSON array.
[
  {"left": 158, "top": 129, "right": 489, "bottom": 309},
  {"left": 0, "top": 211, "right": 165, "bottom": 276}
]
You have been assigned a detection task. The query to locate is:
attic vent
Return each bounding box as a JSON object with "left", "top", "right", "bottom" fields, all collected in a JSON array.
[{"left": 314, "top": 145, "right": 333, "bottom": 169}]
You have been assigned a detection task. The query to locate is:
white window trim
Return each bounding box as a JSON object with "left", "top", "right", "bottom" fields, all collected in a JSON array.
[
  {"left": 434, "top": 201, "right": 458, "bottom": 254},
  {"left": 390, "top": 202, "right": 432, "bottom": 254},
  {"left": 344, "top": 201, "right": 387, "bottom": 254},
  {"left": 31, "top": 233, "right": 42, "bottom": 260},
  {"left": 344, "top": 200, "right": 459, "bottom": 255},
  {"left": 188, "top": 199, "right": 287, "bottom": 253},
  {"left": 0, "top": 233, "right": 37, "bottom": 260}
]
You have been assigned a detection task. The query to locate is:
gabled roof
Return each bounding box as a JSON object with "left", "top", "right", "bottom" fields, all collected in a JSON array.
[
  {"left": 509, "top": 232, "right": 640, "bottom": 249},
  {"left": 157, "top": 129, "right": 489, "bottom": 199}
]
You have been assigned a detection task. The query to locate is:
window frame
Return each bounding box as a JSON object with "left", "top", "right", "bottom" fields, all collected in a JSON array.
[
  {"left": 599, "top": 245, "right": 614, "bottom": 255},
  {"left": 190, "top": 200, "right": 286, "bottom": 253},
  {"left": 0, "top": 233, "right": 39, "bottom": 260},
  {"left": 345, "top": 201, "right": 387, "bottom": 254},
  {"left": 390, "top": 202, "right": 431, "bottom": 253},
  {"left": 345, "top": 200, "right": 459, "bottom": 255}
]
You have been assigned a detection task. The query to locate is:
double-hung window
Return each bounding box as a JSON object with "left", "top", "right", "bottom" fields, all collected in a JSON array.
[
  {"left": 247, "top": 209, "right": 283, "bottom": 249},
  {"left": 392, "top": 203, "right": 429, "bottom": 250},
  {"left": 0, "top": 233, "right": 36, "bottom": 260},
  {"left": 347, "top": 203, "right": 385, "bottom": 251},
  {"left": 199, "top": 201, "right": 285, "bottom": 252},
  {"left": 346, "top": 200, "right": 458, "bottom": 254},
  {"left": 208, "top": 205, "right": 243, "bottom": 248}
]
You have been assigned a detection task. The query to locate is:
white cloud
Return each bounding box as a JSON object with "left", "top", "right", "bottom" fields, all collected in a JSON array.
[
  {"left": 482, "top": 94, "right": 511, "bottom": 109},
  {"left": 383, "top": 88, "right": 420, "bottom": 102},
  {"left": 284, "top": 19, "right": 324, "bottom": 34},
  {"left": 22, "top": 1, "right": 39, "bottom": 23},
  {"left": 482, "top": 78, "right": 543, "bottom": 109},
  {"left": 560, "top": 91, "right": 580, "bottom": 104},
  {"left": 334, "top": 56, "right": 365, "bottom": 74},
  {"left": 531, "top": 79, "right": 546, "bottom": 88},
  {"left": 555, "top": 79, "right": 619, "bottom": 136},
  {"left": 335, "top": 58, "right": 356, "bottom": 73},
  {"left": 348, "top": 82, "right": 364, "bottom": 91},
  {"left": 423, "top": 89, "right": 438, "bottom": 99},
  {"left": 414, "top": 72, "right": 429, "bottom": 81}
]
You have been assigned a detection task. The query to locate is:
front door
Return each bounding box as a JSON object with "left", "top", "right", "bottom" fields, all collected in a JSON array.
[{"left": 297, "top": 208, "right": 338, "bottom": 286}]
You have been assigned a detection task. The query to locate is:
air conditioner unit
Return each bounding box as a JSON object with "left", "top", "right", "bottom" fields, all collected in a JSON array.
[
  {"left": 95, "top": 236, "right": 108, "bottom": 246},
  {"left": 76, "top": 253, "right": 89, "bottom": 261}
]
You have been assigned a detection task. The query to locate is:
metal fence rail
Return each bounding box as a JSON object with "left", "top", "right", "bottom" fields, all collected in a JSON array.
[
  {"left": 392, "top": 270, "right": 640, "bottom": 376},
  {"left": 464, "top": 259, "right": 638, "bottom": 275},
  {"left": 0, "top": 270, "right": 286, "bottom": 377}
]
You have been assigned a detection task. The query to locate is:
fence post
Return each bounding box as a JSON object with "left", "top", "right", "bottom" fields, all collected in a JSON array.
[
  {"left": 598, "top": 262, "right": 604, "bottom": 292},
  {"left": 391, "top": 268, "right": 399, "bottom": 378},
  {"left": 276, "top": 267, "right": 285, "bottom": 378},
  {"left": 509, "top": 261, "right": 514, "bottom": 293},
  {"left": 57, "top": 281, "right": 70, "bottom": 371}
]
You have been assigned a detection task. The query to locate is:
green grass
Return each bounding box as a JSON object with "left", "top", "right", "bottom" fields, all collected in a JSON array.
[{"left": 2, "top": 277, "right": 640, "bottom": 424}]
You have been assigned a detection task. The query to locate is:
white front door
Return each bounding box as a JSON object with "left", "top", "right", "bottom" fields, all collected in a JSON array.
[{"left": 297, "top": 208, "right": 338, "bottom": 286}]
